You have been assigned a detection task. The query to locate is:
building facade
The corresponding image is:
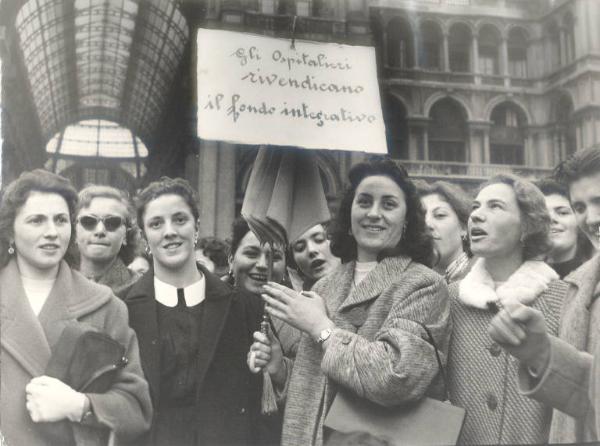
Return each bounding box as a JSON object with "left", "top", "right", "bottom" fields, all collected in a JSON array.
[{"left": 2, "top": 0, "right": 600, "bottom": 239}]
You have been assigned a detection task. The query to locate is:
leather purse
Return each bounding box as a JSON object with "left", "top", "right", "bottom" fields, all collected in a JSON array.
[{"left": 324, "top": 322, "right": 465, "bottom": 446}]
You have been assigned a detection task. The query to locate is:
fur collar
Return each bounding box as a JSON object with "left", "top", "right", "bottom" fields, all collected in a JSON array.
[{"left": 458, "top": 258, "right": 558, "bottom": 309}]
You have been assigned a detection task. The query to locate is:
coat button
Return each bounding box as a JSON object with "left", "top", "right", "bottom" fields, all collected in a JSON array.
[
  {"left": 489, "top": 343, "right": 502, "bottom": 357},
  {"left": 486, "top": 394, "right": 498, "bottom": 411}
]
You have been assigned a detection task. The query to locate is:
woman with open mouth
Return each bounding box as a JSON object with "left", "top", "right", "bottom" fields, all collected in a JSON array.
[
  {"left": 74, "top": 185, "right": 141, "bottom": 296},
  {"left": 447, "top": 174, "right": 567, "bottom": 445},
  {"left": 249, "top": 158, "right": 450, "bottom": 446},
  {"left": 0, "top": 170, "right": 152, "bottom": 446},
  {"left": 122, "top": 178, "right": 264, "bottom": 446},
  {"left": 287, "top": 223, "right": 341, "bottom": 291}
]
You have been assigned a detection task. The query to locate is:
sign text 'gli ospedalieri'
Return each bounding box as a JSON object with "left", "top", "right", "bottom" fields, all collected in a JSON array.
[{"left": 196, "top": 28, "right": 387, "bottom": 154}]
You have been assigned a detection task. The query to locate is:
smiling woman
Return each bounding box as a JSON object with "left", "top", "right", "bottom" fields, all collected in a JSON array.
[
  {"left": 249, "top": 158, "right": 450, "bottom": 446},
  {"left": 122, "top": 177, "right": 264, "bottom": 446},
  {"left": 0, "top": 169, "right": 152, "bottom": 446}
]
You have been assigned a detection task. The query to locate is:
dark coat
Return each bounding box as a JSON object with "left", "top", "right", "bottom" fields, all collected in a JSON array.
[
  {"left": 123, "top": 265, "right": 264, "bottom": 446},
  {"left": 0, "top": 259, "right": 152, "bottom": 446}
]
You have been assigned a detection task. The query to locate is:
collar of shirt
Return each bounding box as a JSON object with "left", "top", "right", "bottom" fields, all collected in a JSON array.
[{"left": 154, "top": 274, "right": 206, "bottom": 307}]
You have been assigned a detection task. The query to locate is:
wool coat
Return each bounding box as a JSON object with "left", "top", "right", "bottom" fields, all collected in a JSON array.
[
  {"left": 123, "top": 265, "right": 264, "bottom": 446},
  {"left": 281, "top": 256, "right": 451, "bottom": 446},
  {"left": 518, "top": 335, "right": 599, "bottom": 442},
  {"left": 0, "top": 259, "right": 153, "bottom": 446},
  {"left": 534, "top": 253, "right": 600, "bottom": 443},
  {"left": 447, "top": 262, "right": 566, "bottom": 445}
]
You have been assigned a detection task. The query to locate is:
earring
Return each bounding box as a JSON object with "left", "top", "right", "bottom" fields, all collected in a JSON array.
[
  {"left": 194, "top": 232, "right": 199, "bottom": 246},
  {"left": 7, "top": 243, "right": 15, "bottom": 255},
  {"left": 402, "top": 224, "right": 407, "bottom": 237},
  {"left": 145, "top": 244, "right": 152, "bottom": 256}
]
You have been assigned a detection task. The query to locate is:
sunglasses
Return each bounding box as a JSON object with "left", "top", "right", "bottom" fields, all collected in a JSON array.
[{"left": 78, "top": 215, "right": 125, "bottom": 232}]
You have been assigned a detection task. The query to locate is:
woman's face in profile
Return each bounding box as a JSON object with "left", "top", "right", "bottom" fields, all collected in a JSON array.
[
  {"left": 12, "top": 191, "right": 71, "bottom": 276},
  {"left": 422, "top": 193, "right": 465, "bottom": 270},
  {"left": 469, "top": 183, "right": 522, "bottom": 260},
  {"left": 350, "top": 175, "right": 407, "bottom": 263}
]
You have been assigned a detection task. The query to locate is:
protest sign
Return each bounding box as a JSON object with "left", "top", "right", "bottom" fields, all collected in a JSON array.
[{"left": 196, "top": 28, "right": 387, "bottom": 154}]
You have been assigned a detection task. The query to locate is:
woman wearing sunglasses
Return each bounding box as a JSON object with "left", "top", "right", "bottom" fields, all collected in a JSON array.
[
  {"left": 123, "top": 177, "right": 264, "bottom": 446},
  {"left": 0, "top": 170, "right": 152, "bottom": 446},
  {"left": 75, "top": 185, "right": 140, "bottom": 295}
]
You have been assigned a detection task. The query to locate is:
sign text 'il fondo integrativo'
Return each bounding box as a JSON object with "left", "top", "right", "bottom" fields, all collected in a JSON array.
[{"left": 196, "top": 28, "right": 387, "bottom": 154}]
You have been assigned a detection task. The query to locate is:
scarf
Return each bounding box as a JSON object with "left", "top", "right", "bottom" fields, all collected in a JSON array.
[{"left": 458, "top": 258, "right": 558, "bottom": 309}]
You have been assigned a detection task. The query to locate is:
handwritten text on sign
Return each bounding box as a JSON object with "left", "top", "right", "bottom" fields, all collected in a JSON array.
[{"left": 196, "top": 29, "right": 387, "bottom": 154}]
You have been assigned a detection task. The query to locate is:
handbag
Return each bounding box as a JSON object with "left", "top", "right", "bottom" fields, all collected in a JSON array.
[
  {"left": 324, "top": 322, "right": 465, "bottom": 446},
  {"left": 45, "top": 322, "right": 128, "bottom": 392},
  {"left": 37, "top": 322, "right": 129, "bottom": 446}
]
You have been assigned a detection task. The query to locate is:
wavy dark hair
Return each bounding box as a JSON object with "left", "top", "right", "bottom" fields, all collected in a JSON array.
[
  {"left": 0, "top": 169, "right": 78, "bottom": 268},
  {"left": 535, "top": 178, "right": 595, "bottom": 262},
  {"left": 554, "top": 147, "right": 600, "bottom": 188},
  {"left": 76, "top": 185, "right": 140, "bottom": 265},
  {"left": 136, "top": 176, "right": 200, "bottom": 236},
  {"left": 329, "top": 158, "right": 434, "bottom": 266},
  {"left": 479, "top": 174, "right": 552, "bottom": 260}
]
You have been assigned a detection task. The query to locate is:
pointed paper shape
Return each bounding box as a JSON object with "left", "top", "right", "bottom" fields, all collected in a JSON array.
[{"left": 241, "top": 147, "right": 330, "bottom": 247}]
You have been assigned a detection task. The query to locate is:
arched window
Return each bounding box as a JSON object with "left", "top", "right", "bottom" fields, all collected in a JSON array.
[
  {"left": 490, "top": 103, "right": 527, "bottom": 165},
  {"left": 508, "top": 27, "right": 528, "bottom": 78},
  {"left": 428, "top": 98, "right": 467, "bottom": 162},
  {"left": 419, "top": 21, "right": 442, "bottom": 70},
  {"left": 383, "top": 97, "right": 409, "bottom": 159},
  {"left": 554, "top": 93, "right": 577, "bottom": 157},
  {"left": 449, "top": 23, "right": 471, "bottom": 73},
  {"left": 478, "top": 25, "right": 501, "bottom": 75},
  {"left": 387, "top": 17, "right": 414, "bottom": 69}
]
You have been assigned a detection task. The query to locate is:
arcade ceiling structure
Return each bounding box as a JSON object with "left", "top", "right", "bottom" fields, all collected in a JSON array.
[{"left": 8, "top": 0, "right": 189, "bottom": 180}]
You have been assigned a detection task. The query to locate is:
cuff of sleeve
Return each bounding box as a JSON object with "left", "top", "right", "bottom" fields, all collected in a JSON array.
[{"left": 518, "top": 336, "right": 592, "bottom": 418}]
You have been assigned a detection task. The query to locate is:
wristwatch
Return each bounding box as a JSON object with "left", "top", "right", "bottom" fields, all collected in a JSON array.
[{"left": 316, "top": 328, "right": 333, "bottom": 344}]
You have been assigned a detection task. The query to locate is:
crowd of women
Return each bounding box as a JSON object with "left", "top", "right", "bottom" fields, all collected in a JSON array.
[{"left": 0, "top": 148, "right": 599, "bottom": 446}]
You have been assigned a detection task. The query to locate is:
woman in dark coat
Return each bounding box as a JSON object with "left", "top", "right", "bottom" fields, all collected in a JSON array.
[
  {"left": 123, "top": 177, "right": 263, "bottom": 446},
  {"left": 0, "top": 170, "right": 152, "bottom": 446}
]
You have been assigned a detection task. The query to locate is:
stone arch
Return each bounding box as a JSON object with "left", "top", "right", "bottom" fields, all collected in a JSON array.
[
  {"left": 448, "top": 22, "right": 472, "bottom": 73},
  {"left": 424, "top": 92, "right": 472, "bottom": 121},
  {"left": 417, "top": 19, "right": 444, "bottom": 70},
  {"left": 386, "top": 15, "right": 416, "bottom": 69},
  {"left": 484, "top": 95, "right": 533, "bottom": 125}
]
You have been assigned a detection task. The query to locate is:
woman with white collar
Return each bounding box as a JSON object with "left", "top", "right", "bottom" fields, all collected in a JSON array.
[
  {"left": 447, "top": 174, "right": 567, "bottom": 445},
  {"left": 122, "top": 177, "right": 264, "bottom": 446}
]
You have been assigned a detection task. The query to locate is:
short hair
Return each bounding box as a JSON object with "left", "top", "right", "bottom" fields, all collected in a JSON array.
[
  {"left": 229, "top": 217, "right": 251, "bottom": 258},
  {"left": 196, "top": 236, "right": 230, "bottom": 268},
  {"left": 416, "top": 180, "right": 471, "bottom": 228},
  {"left": 77, "top": 184, "right": 140, "bottom": 265},
  {"left": 479, "top": 174, "right": 552, "bottom": 260},
  {"left": 535, "top": 178, "right": 569, "bottom": 199},
  {"left": 554, "top": 148, "right": 600, "bottom": 188},
  {"left": 329, "top": 157, "right": 434, "bottom": 266},
  {"left": 136, "top": 177, "right": 199, "bottom": 235},
  {"left": 0, "top": 169, "right": 78, "bottom": 268}
]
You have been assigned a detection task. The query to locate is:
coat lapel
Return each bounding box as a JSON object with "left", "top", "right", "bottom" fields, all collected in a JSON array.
[
  {"left": 0, "top": 259, "right": 51, "bottom": 377},
  {"left": 195, "top": 266, "right": 233, "bottom": 394},
  {"left": 338, "top": 256, "right": 411, "bottom": 312},
  {"left": 124, "top": 271, "right": 161, "bottom": 401}
]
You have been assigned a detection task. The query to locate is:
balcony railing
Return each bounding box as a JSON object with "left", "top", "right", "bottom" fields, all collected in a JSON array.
[{"left": 398, "top": 160, "right": 552, "bottom": 180}]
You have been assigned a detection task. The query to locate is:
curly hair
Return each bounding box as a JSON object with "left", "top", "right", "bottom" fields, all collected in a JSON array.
[
  {"left": 136, "top": 177, "right": 199, "bottom": 236},
  {"left": 479, "top": 174, "right": 552, "bottom": 260},
  {"left": 554, "top": 148, "right": 600, "bottom": 188},
  {"left": 76, "top": 185, "right": 140, "bottom": 265},
  {"left": 0, "top": 169, "right": 78, "bottom": 268},
  {"left": 329, "top": 157, "right": 434, "bottom": 266}
]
